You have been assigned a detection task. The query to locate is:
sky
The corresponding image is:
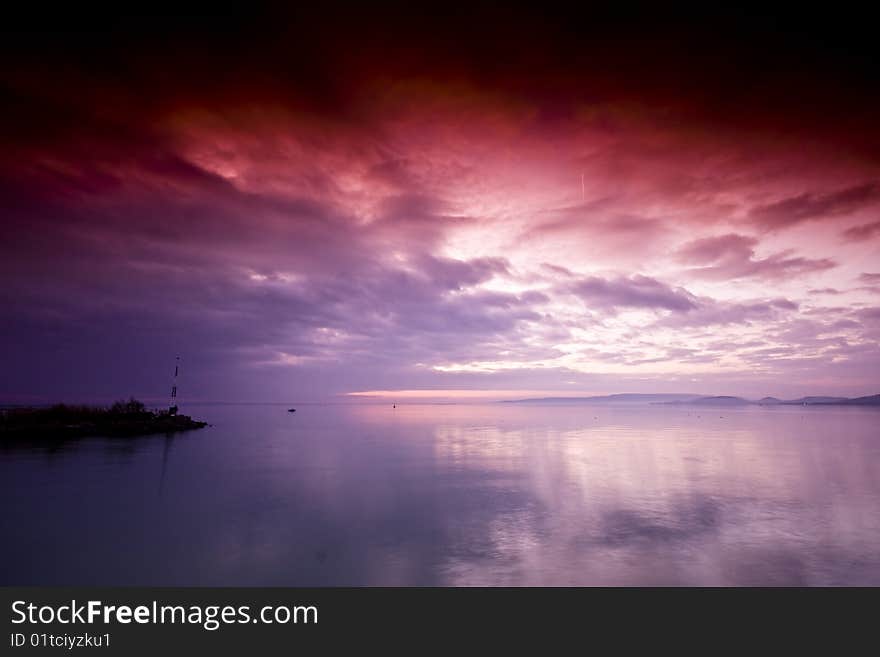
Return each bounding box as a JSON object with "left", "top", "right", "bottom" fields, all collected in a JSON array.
[{"left": 1, "top": 7, "right": 879, "bottom": 403}]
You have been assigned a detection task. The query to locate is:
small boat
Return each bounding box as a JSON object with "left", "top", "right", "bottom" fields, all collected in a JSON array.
[{"left": 288, "top": 408, "right": 296, "bottom": 413}]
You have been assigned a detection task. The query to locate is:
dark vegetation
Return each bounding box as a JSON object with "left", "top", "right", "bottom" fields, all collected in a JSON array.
[{"left": 0, "top": 398, "right": 207, "bottom": 441}]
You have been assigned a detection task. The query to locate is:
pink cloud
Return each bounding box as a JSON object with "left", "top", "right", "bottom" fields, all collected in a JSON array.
[
  {"left": 748, "top": 182, "right": 880, "bottom": 231},
  {"left": 842, "top": 219, "right": 880, "bottom": 241},
  {"left": 566, "top": 275, "right": 698, "bottom": 312},
  {"left": 1, "top": 49, "right": 879, "bottom": 401},
  {"left": 677, "top": 233, "right": 836, "bottom": 281}
]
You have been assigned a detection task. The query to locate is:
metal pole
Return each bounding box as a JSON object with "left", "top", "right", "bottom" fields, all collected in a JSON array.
[{"left": 169, "top": 356, "right": 179, "bottom": 415}]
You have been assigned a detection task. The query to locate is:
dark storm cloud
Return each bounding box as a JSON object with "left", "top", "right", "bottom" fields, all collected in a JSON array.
[{"left": 3, "top": 6, "right": 880, "bottom": 153}]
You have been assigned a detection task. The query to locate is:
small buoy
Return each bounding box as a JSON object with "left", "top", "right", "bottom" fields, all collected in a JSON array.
[{"left": 393, "top": 404, "right": 396, "bottom": 409}]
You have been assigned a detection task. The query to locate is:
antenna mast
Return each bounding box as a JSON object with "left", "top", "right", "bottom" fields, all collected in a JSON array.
[{"left": 169, "top": 356, "right": 179, "bottom": 416}]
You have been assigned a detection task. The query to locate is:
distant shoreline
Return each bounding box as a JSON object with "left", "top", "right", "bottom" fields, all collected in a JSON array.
[{"left": 501, "top": 393, "right": 880, "bottom": 407}]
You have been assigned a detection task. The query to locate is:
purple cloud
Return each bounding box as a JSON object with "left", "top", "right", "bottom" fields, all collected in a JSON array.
[
  {"left": 414, "top": 255, "right": 510, "bottom": 291},
  {"left": 566, "top": 275, "right": 698, "bottom": 312},
  {"left": 1, "top": 39, "right": 877, "bottom": 404},
  {"left": 655, "top": 297, "right": 799, "bottom": 329},
  {"left": 748, "top": 182, "right": 880, "bottom": 230},
  {"left": 842, "top": 219, "right": 880, "bottom": 241},
  {"left": 677, "top": 233, "right": 836, "bottom": 281}
]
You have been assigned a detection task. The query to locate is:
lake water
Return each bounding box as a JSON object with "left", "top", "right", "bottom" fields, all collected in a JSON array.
[{"left": 2, "top": 402, "right": 879, "bottom": 586}]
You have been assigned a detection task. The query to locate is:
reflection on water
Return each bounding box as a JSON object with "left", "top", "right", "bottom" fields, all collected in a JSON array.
[{"left": 2, "top": 403, "right": 879, "bottom": 585}]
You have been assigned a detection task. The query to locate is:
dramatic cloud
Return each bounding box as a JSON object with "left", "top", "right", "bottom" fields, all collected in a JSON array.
[
  {"left": 566, "top": 275, "right": 697, "bottom": 312},
  {"left": 1, "top": 8, "right": 878, "bottom": 401},
  {"left": 749, "top": 183, "right": 880, "bottom": 231},
  {"left": 676, "top": 234, "right": 836, "bottom": 281}
]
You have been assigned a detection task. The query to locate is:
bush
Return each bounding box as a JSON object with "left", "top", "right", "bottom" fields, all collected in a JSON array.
[{"left": 110, "top": 398, "right": 148, "bottom": 415}]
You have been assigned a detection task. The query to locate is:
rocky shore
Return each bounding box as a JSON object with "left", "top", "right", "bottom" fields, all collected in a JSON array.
[{"left": 1, "top": 399, "right": 207, "bottom": 441}]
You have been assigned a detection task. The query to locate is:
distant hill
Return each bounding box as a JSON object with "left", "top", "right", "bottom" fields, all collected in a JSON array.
[
  {"left": 741, "top": 396, "right": 873, "bottom": 406},
  {"left": 665, "top": 394, "right": 879, "bottom": 407},
  {"left": 783, "top": 396, "right": 849, "bottom": 405},
  {"left": 503, "top": 393, "right": 880, "bottom": 407},
  {"left": 813, "top": 394, "right": 880, "bottom": 406},
  {"left": 683, "top": 396, "right": 751, "bottom": 406}
]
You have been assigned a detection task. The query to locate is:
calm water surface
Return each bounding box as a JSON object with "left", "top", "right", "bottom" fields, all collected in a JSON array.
[{"left": 2, "top": 403, "right": 879, "bottom": 585}]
